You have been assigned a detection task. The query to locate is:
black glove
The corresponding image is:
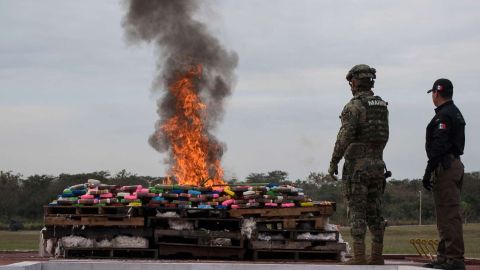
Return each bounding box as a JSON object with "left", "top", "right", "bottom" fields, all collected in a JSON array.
[{"left": 422, "top": 171, "right": 432, "bottom": 191}]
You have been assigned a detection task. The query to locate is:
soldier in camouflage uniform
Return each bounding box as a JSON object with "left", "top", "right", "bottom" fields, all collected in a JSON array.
[{"left": 328, "top": 64, "right": 389, "bottom": 265}]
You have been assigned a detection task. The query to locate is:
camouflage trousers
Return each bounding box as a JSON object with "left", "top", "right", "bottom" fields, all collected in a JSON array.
[{"left": 342, "top": 158, "right": 386, "bottom": 244}]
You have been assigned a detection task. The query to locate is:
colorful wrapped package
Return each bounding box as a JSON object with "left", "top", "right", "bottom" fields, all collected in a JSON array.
[{"left": 48, "top": 179, "right": 327, "bottom": 210}]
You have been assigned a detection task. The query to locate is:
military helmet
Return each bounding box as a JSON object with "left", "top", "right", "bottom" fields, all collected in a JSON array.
[{"left": 346, "top": 64, "right": 376, "bottom": 82}]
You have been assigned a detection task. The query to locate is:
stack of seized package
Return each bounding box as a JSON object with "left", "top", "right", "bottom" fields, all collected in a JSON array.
[{"left": 49, "top": 179, "right": 333, "bottom": 209}]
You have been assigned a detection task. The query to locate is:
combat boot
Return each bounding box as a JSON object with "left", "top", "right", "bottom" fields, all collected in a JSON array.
[
  {"left": 344, "top": 242, "right": 367, "bottom": 265},
  {"left": 367, "top": 242, "right": 384, "bottom": 265}
]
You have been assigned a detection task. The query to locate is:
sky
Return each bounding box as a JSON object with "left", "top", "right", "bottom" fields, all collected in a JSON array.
[{"left": 1, "top": 0, "right": 480, "bottom": 181}]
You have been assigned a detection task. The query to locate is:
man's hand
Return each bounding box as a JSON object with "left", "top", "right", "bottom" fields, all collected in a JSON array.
[
  {"left": 328, "top": 162, "right": 338, "bottom": 180},
  {"left": 422, "top": 171, "right": 433, "bottom": 191}
]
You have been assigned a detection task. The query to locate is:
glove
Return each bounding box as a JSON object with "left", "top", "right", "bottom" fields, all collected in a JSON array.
[
  {"left": 422, "top": 171, "right": 432, "bottom": 191},
  {"left": 328, "top": 162, "right": 338, "bottom": 180}
]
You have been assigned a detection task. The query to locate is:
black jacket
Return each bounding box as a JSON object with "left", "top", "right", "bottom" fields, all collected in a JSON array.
[{"left": 425, "top": 100, "right": 465, "bottom": 172}]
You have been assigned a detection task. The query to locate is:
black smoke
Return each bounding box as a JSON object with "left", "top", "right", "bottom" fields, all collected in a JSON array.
[{"left": 122, "top": 0, "right": 238, "bottom": 178}]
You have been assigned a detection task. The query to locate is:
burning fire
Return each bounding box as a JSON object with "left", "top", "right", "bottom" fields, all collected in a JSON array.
[{"left": 161, "top": 65, "right": 225, "bottom": 187}]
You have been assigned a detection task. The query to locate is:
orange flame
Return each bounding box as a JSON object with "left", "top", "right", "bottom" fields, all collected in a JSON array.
[{"left": 162, "top": 64, "right": 225, "bottom": 187}]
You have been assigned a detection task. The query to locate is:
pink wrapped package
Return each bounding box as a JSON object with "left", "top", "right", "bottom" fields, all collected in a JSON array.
[
  {"left": 78, "top": 198, "right": 94, "bottom": 204},
  {"left": 281, "top": 203, "right": 295, "bottom": 208},
  {"left": 100, "top": 193, "right": 113, "bottom": 199},
  {"left": 213, "top": 187, "right": 224, "bottom": 193},
  {"left": 222, "top": 199, "right": 234, "bottom": 206},
  {"left": 81, "top": 194, "right": 94, "bottom": 199},
  {"left": 125, "top": 195, "right": 137, "bottom": 200},
  {"left": 231, "top": 204, "right": 240, "bottom": 209},
  {"left": 265, "top": 202, "right": 278, "bottom": 207},
  {"left": 212, "top": 194, "right": 219, "bottom": 199}
]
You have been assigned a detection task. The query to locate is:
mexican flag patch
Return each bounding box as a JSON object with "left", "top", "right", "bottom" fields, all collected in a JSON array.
[{"left": 439, "top": 123, "right": 447, "bottom": 129}]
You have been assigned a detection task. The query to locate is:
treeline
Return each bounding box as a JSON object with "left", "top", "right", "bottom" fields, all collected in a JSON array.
[{"left": 1, "top": 170, "right": 479, "bottom": 227}]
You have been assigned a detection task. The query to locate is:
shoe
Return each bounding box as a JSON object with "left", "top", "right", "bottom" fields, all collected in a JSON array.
[
  {"left": 438, "top": 260, "right": 466, "bottom": 270},
  {"left": 367, "top": 242, "right": 384, "bottom": 265},
  {"left": 344, "top": 242, "right": 367, "bottom": 265},
  {"left": 424, "top": 259, "right": 444, "bottom": 268}
]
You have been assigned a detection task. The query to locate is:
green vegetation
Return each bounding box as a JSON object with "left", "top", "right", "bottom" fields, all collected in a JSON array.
[
  {"left": 0, "top": 231, "right": 39, "bottom": 251},
  {"left": 339, "top": 223, "right": 480, "bottom": 258}
]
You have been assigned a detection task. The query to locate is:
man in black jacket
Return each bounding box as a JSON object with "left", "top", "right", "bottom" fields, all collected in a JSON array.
[{"left": 423, "top": 78, "right": 466, "bottom": 270}]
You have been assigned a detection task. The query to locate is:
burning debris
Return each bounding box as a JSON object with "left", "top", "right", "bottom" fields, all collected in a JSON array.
[{"left": 122, "top": 0, "right": 238, "bottom": 186}]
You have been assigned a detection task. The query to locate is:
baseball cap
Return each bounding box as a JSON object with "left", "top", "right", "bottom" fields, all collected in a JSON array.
[{"left": 427, "top": 78, "right": 453, "bottom": 94}]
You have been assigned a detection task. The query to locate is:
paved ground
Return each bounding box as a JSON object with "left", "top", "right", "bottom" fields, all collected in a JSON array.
[{"left": 1, "top": 252, "right": 479, "bottom": 270}]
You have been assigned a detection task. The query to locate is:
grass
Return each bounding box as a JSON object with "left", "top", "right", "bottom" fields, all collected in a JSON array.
[
  {"left": 1, "top": 224, "right": 479, "bottom": 258},
  {"left": 339, "top": 223, "right": 480, "bottom": 258},
  {"left": 0, "top": 230, "right": 40, "bottom": 251}
]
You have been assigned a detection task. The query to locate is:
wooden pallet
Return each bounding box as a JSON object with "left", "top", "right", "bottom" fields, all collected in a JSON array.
[
  {"left": 158, "top": 244, "right": 245, "bottom": 259},
  {"left": 255, "top": 216, "right": 326, "bottom": 230},
  {"left": 64, "top": 248, "right": 158, "bottom": 259},
  {"left": 44, "top": 206, "right": 143, "bottom": 217},
  {"left": 154, "top": 229, "right": 244, "bottom": 247},
  {"left": 228, "top": 205, "right": 335, "bottom": 218},
  {"left": 44, "top": 216, "right": 144, "bottom": 226}
]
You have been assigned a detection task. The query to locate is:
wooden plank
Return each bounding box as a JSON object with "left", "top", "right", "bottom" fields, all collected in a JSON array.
[
  {"left": 284, "top": 219, "right": 296, "bottom": 229},
  {"left": 42, "top": 226, "right": 152, "bottom": 239},
  {"left": 155, "top": 229, "right": 244, "bottom": 248},
  {"left": 44, "top": 205, "right": 143, "bottom": 217},
  {"left": 64, "top": 248, "right": 158, "bottom": 259},
  {"left": 158, "top": 244, "right": 245, "bottom": 259},
  {"left": 228, "top": 206, "right": 334, "bottom": 218},
  {"left": 250, "top": 240, "right": 346, "bottom": 251},
  {"left": 154, "top": 229, "right": 242, "bottom": 239},
  {"left": 44, "top": 216, "right": 144, "bottom": 226},
  {"left": 44, "top": 206, "right": 77, "bottom": 216},
  {"left": 255, "top": 216, "right": 326, "bottom": 231},
  {"left": 252, "top": 248, "right": 343, "bottom": 261},
  {"left": 250, "top": 240, "right": 313, "bottom": 250}
]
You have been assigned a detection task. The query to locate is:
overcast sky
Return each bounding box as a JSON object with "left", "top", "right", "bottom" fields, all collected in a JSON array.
[{"left": 1, "top": 0, "right": 479, "bottom": 181}]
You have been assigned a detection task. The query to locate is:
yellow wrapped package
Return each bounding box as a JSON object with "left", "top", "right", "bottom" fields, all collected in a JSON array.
[{"left": 300, "top": 202, "right": 314, "bottom": 207}]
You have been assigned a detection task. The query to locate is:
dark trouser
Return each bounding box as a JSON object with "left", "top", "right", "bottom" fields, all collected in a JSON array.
[{"left": 432, "top": 157, "right": 465, "bottom": 263}]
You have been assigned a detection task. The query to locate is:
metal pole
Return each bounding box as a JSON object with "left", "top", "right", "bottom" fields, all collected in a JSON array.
[{"left": 419, "top": 190, "right": 422, "bottom": 225}]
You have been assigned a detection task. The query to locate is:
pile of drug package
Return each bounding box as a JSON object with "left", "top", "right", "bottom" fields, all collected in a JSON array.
[{"left": 49, "top": 179, "right": 332, "bottom": 209}]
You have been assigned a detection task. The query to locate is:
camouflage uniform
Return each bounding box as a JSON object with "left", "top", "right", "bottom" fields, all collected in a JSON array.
[
  {"left": 331, "top": 91, "right": 389, "bottom": 242},
  {"left": 329, "top": 64, "right": 389, "bottom": 264}
]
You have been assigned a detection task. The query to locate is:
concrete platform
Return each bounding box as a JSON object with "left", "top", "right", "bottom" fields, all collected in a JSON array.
[{"left": 0, "top": 260, "right": 427, "bottom": 270}]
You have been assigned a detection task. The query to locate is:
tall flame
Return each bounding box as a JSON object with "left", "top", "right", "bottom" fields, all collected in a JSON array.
[{"left": 161, "top": 65, "right": 225, "bottom": 187}]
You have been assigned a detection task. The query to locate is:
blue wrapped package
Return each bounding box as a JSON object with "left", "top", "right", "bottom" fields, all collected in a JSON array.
[
  {"left": 72, "top": 189, "right": 87, "bottom": 196},
  {"left": 152, "top": 196, "right": 166, "bottom": 202},
  {"left": 187, "top": 189, "right": 201, "bottom": 196}
]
